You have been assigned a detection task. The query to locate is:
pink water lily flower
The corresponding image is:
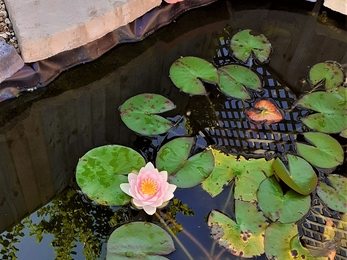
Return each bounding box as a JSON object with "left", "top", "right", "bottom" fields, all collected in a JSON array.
[
  {"left": 120, "top": 162, "right": 177, "bottom": 215},
  {"left": 164, "top": 0, "right": 184, "bottom": 4}
]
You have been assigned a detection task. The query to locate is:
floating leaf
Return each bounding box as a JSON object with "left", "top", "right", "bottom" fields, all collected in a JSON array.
[
  {"left": 264, "top": 223, "right": 325, "bottom": 260},
  {"left": 246, "top": 99, "right": 283, "bottom": 124},
  {"left": 120, "top": 93, "right": 175, "bottom": 136},
  {"left": 208, "top": 200, "right": 268, "bottom": 258},
  {"left": 107, "top": 222, "right": 175, "bottom": 259},
  {"left": 156, "top": 138, "right": 214, "bottom": 188},
  {"left": 230, "top": 29, "right": 272, "bottom": 63},
  {"left": 202, "top": 149, "right": 274, "bottom": 200},
  {"left": 297, "top": 91, "right": 347, "bottom": 133},
  {"left": 257, "top": 177, "right": 311, "bottom": 223},
  {"left": 217, "top": 65, "right": 262, "bottom": 99},
  {"left": 76, "top": 145, "right": 146, "bottom": 206},
  {"left": 273, "top": 155, "right": 317, "bottom": 195},
  {"left": 169, "top": 56, "right": 218, "bottom": 95},
  {"left": 296, "top": 132, "right": 344, "bottom": 169},
  {"left": 308, "top": 62, "right": 344, "bottom": 90},
  {"left": 317, "top": 174, "right": 347, "bottom": 212}
]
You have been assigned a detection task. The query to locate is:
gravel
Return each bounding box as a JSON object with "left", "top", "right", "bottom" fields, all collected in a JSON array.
[{"left": 0, "top": 0, "right": 20, "bottom": 54}]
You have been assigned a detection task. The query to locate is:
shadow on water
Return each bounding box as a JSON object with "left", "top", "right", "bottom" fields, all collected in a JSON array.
[{"left": 0, "top": 0, "right": 346, "bottom": 259}]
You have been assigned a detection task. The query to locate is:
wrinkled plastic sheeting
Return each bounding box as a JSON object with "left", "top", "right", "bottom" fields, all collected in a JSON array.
[{"left": 0, "top": 0, "right": 217, "bottom": 102}]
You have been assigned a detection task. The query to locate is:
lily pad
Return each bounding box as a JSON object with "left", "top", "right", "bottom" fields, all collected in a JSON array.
[
  {"left": 208, "top": 200, "right": 268, "bottom": 258},
  {"left": 297, "top": 91, "right": 347, "bottom": 133},
  {"left": 296, "top": 132, "right": 344, "bottom": 169},
  {"left": 273, "top": 155, "right": 317, "bottom": 195},
  {"left": 230, "top": 29, "right": 272, "bottom": 63},
  {"left": 156, "top": 138, "right": 214, "bottom": 188},
  {"left": 107, "top": 222, "right": 175, "bottom": 259},
  {"left": 317, "top": 174, "right": 347, "bottom": 212},
  {"left": 246, "top": 99, "right": 283, "bottom": 124},
  {"left": 202, "top": 149, "right": 274, "bottom": 200},
  {"left": 217, "top": 65, "right": 262, "bottom": 99},
  {"left": 257, "top": 177, "right": 311, "bottom": 223},
  {"left": 76, "top": 145, "right": 146, "bottom": 206},
  {"left": 120, "top": 93, "right": 176, "bottom": 136},
  {"left": 308, "top": 62, "right": 345, "bottom": 90},
  {"left": 169, "top": 56, "right": 218, "bottom": 95},
  {"left": 264, "top": 223, "right": 325, "bottom": 260}
]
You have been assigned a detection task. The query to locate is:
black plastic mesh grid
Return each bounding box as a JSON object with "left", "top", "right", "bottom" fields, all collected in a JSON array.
[{"left": 188, "top": 29, "right": 347, "bottom": 259}]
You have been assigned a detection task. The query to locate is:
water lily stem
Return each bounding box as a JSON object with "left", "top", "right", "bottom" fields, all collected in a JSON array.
[
  {"left": 156, "top": 210, "right": 214, "bottom": 260},
  {"left": 155, "top": 211, "right": 194, "bottom": 260}
]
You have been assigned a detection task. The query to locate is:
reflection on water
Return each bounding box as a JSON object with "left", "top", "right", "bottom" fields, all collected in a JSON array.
[{"left": 0, "top": 0, "right": 346, "bottom": 259}]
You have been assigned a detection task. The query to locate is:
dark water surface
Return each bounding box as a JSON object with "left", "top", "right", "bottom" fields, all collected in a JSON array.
[{"left": 0, "top": 0, "right": 346, "bottom": 259}]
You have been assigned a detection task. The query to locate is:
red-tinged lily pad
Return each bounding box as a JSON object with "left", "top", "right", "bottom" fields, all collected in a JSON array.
[
  {"left": 246, "top": 99, "right": 283, "bottom": 124},
  {"left": 208, "top": 200, "right": 268, "bottom": 258}
]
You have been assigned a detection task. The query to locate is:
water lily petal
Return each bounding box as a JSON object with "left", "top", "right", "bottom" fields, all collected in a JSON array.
[
  {"left": 120, "top": 183, "right": 131, "bottom": 196},
  {"left": 165, "top": 0, "right": 184, "bottom": 3},
  {"left": 144, "top": 162, "right": 155, "bottom": 171},
  {"left": 128, "top": 173, "right": 138, "bottom": 182},
  {"left": 142, "top": 205, "right": 157, "bottom": 215},
  {"left": 159, "top": 170, "right": 168, "bottom": 181}
]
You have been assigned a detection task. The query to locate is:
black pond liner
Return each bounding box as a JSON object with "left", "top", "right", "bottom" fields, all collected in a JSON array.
[
  {"left": 0, "top": 0, "right": 217, "bottom": 102},
  {"left": 179, "top": 28, "right": 347, "bottom": 259}
]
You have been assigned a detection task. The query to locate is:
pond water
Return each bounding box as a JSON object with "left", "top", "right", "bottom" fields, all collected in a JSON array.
[{"left": 0, "top": 0, "right": 346, "bottom": 259}]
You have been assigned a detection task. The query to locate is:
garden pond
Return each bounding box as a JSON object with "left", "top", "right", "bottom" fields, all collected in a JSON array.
[{"left": 0, "top": 0, "right": 346, "bottom": 259}]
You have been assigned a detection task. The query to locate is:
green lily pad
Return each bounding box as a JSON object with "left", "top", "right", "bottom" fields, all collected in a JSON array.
[
  {"left": 317, "top": 174, "right": 347, "bottom": 212},
  {"left": 107, "top": 222, "right": 175, "bottom": 259},
  {"left": 297, "top": 91, "right": 347, "bottom": 133},
  {"left": 230, "top": 29, "right": 272, "bottom": 63},
  {"left": 296, "top": 132, "right": 344, "bottom": 169},
  {"left": 257, "top": 177, "right": 311, "bottom": 223},
  {"left": 169, "top": 56, "right": 218, "bottom": 95},
  {"left": 264, "top": 223, "right": 325, "bottom": 260},
  {"left": 120, "top": 93, "right": 176, "bottom": 136},
  {"left": 76, "top": 145, "right": 146, "bottom": 206},
  {"left": 273, "top": 155, "right": 317, "bottom": 195},
  {"left": 202, "top": 149, "right": 274, "bottom": 201},
  {"left": 208, "top": 200, "right": 268, "bottom": 258},
  {"left": 308, "top": 62, "right": 345, "bottom": 90},
  {"left": 340, "top": 128, "right": 347, "bottom": 138},
  {"left": 156, "top": 138, "right": 214, "bottom": 188},
  {"left": 218, "top": 65, "right": 262, "bottom": 99}
]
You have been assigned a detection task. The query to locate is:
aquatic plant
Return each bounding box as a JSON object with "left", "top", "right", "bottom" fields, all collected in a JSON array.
[
  {"left": 120, "top": 162, "right": 177, "bottom": 215},
  {"left": 74, "top": 29, "right": 346, "bottom": 259}
]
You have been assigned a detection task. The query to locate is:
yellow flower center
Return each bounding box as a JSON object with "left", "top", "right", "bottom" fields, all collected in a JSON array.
[{"left": 140, "top": 178, "right": 158, "bottom": 195}]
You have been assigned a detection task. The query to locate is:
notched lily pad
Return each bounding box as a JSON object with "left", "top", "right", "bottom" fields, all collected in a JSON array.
[
  {"left": 308, "top": 62, "right": 345, "bottom": 90},
  {"left": 107, "top": 222, "right": 175, "bottom": 259},
  {"left": 208, "top": 200, "right": 268, "bottom": 258},
  {"left": 120, "top": 93, "right": 176, "bottom": 136},
  {"left": 76, "top": 145, "right": 146, "bottom": 206},
  {"left": 202, "top": 149, "right": 274, "bottom": 201},
  {"left": 273, "top": 155, "right": 317, "bottom": 195},
  {"left": 217, "top": 65, "right": 262, "bottom": 99},
  {"left": 296, "top": 132, "right": 344, "bottom": 169},
  {"left": 297, "top": 91, "right": 347, "bottom": 134},
  {"left": 246, "top": 99, "right": 283, "bottom": 124},
  {"left": 169, "top": 56, "right": 218, "bottom": 95},
  {"left": 156, "top": 138, "right": 214, "bottom": 188},
  {"left": 230, "top": 29, "right": 272, "bottom": 63},
  {"left": 317, "top": 174, "right": 347, "bottom": 212},
  {"left": 257, "top": 177, "right": 311, "bottom": 223},
  {"left": 265, "top": 223, "right": 325, "bottom": 260}
]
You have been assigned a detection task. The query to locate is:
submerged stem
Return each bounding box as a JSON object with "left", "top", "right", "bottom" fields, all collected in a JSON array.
[{"left": 157, "top": 210, "right": 214, "bottom": 260}]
